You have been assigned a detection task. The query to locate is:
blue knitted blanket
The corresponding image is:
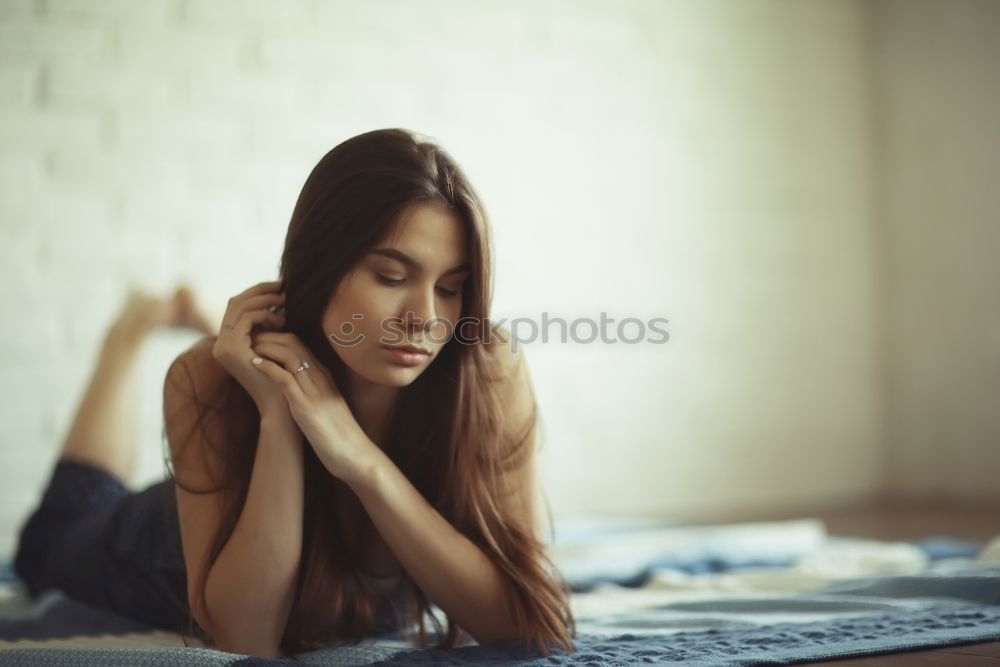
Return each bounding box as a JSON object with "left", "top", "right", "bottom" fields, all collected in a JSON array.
[{"left": 1, "top": 535, "right": 998, "bottom": 665}]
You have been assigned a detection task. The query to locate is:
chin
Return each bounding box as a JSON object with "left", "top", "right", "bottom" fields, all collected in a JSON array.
[
  {"left": 335, "top": 345, "right": 431, "bottom": 388},
  {"left": 385, "top": 370, "right": 422, "bottom": 387},
  {"left": 350, "top": 363, "right": 423, "bottom": 388}
]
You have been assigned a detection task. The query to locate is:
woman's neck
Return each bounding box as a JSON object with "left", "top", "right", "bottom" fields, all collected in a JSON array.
[{"left": 345, "top": 372, "right": 400, "bottom": 446}]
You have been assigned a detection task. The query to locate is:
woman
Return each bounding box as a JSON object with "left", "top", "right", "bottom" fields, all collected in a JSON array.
[{"left": 14, "top": 128, "right": 576, "bottom": 658}]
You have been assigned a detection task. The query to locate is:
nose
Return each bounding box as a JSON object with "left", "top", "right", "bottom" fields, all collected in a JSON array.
[{"left": 401, "top": 284, "right": 437, "bottom": 338}]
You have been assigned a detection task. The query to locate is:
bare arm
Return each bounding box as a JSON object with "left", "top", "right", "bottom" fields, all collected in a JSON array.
[
  {"left": 339, "top": 341, "right": 543, "bottom": 645},
  {"left": 165, "top": 337, "right": 305, "bottom": 658},
  {"left": 347, "top": 448, "right": 520, "bottom": 644},
  {"left": 200, "top": 412, "right": 304, "bottom": 656},
  {"left": 167, "top": 279, "right": 306, "bottom": 657}
]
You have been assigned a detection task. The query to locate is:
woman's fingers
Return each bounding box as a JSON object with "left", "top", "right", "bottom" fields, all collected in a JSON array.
[
  {"left": 236, "top": 279, "right": 283, "bottom": 301},
  {"left": 232, "top": 308, "right": 285, "bottom": 347},
  {"left": 237, "top": 307, "right": 285, "bottom": 334},
  {"left": 221, "top": 282, "right": 284, "bottom": 327},
  {"left": 250, "top": 356, "right": 305, "bottom": 403},
  {"left": 240, "top": 292, "right": 285, "bottom": 314},
  {"left": 253, "top": 332, "right": 312, "bottom": 357},
  {"left": 252, "top": 340, "right": 318, "bottom": 395},
  {"left": 222, "top": 293, "right": 284, "bottom": 330},
  {"left": 255, "top": 332, "right": 338, "bottom": 395}
]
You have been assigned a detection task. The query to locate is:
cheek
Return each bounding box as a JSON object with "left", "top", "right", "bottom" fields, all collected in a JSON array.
[
  {"left": 323, "top": 284, "right": 368, "bottom": 340},
  {"left": 326, "top": 297, "right": 398, "bottom": 350},
  {"left": 432, "top": 302, "right": 463, "bottom": 340},
  {"left": 325, "top": 277, "right": 373, "bottom": 321}
]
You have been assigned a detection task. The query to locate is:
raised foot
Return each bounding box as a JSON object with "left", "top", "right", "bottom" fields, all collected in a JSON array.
[{"left": 107, "top": 285, "right": 217, "bottom": 348}]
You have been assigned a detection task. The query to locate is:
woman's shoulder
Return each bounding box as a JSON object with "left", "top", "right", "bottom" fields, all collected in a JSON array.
[
  {"left": 482, "top": 323, "right": 529, "bottom": 385},
  {"left": 171, "top": 333, "right": 220, "bottom": 371},
  {"left": 164, "top": 335, "right": 242, "bottom": 488},
  {"left": 165, "top": 335, "right": 228, "bottom": 398},
  {"left": 480, "top": 324, "right": 537, "bottom": 433}
]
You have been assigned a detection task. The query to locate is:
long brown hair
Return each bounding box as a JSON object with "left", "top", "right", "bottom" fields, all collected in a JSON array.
[{"left": 163, "top": 128, "right": 576, "bottom": 656}]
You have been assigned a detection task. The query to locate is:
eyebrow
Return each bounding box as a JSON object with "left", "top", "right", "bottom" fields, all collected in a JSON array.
[{"left": 367, "top": 248, "right": 471, "bottom": 277}]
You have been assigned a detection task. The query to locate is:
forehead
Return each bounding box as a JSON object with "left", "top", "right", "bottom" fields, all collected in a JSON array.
[{"left": 379, "top": 202, "right": 468, "bottom": 264}]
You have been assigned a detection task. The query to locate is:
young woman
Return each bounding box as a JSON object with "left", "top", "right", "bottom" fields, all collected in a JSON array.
[{"left": 14, "top": 128, "right": 576, "bottom": 658}]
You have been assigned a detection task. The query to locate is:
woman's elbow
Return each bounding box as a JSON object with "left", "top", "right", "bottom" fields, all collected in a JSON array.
[
  {"left": 211, "top": 625, "right": 285, "bottom": 658},
  {"left": 193, "top": 598, "right": 284, "bottom": 657}
]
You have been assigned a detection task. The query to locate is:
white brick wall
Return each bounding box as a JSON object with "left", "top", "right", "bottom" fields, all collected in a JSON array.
[{"left": 4, "top": 0, "right": 984, "bottom": 561}]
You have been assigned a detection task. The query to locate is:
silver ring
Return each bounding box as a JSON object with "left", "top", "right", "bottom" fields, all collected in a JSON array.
[{"left": 295, "top": 360, "right": 310, "bottom": 374}]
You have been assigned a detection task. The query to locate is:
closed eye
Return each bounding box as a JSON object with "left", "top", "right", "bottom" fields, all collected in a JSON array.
[
  {"left": 376, "top": 273, "right": 461, "bottom": 298},
  {"left": 375, "top": 273, "right": 405, "bottom": 286}
]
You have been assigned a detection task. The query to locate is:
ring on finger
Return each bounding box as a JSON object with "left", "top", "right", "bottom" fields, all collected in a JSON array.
[{"left": 294, "top": 360, "right": 310, "bottom": 374}]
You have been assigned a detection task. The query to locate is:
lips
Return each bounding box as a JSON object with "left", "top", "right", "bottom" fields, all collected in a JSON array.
[
  {"left": 383, "top": 345, "right": 431, "bottom": 368},
  {"left": 384, "top": 344, "right": 431, "bottom": 356}
]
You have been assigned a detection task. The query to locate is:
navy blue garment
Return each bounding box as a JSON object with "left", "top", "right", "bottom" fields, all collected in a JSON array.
[
  {"left": 13, "top": 459, "right": 195, "bottom": 636},
  {"left": 13, "top": 458, "right": 407, "bottom": 644}
]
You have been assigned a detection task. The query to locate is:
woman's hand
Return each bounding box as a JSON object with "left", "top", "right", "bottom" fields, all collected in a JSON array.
[
  {"left": 249, "top": 330, "right": 378, "bottom": 483},
  {"left": 211, "top": 280, "right": 290, "bottom": 421}
]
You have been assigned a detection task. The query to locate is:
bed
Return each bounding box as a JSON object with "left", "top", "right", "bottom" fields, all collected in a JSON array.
[{"left": 2, "top": 516, "right": 999, "bottom": 665}]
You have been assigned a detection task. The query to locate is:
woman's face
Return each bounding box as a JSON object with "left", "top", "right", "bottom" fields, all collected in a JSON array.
[{"left": 321, "top": 201, "right": 470, "bottom": 388}]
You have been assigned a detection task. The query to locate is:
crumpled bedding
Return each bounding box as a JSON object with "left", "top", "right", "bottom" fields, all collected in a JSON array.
[{"left": 1, "top": 518, "right": 998, "bottom": 665}]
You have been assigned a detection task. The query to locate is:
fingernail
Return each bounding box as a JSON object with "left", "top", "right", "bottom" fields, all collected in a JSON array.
[{"left": 252, "top": 357, "right": 263, "bottom": 365}]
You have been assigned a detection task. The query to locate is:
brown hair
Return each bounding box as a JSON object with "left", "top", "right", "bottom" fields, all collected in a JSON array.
[{"left": 162, "top": 128, "right": 576, "bottom": 656}]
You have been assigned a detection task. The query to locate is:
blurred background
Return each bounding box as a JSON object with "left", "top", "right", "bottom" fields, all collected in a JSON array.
[{"left": 1, "top": 0, "right": 998, "bottom": 558}]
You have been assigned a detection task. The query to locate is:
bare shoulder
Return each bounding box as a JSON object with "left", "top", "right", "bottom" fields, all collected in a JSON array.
[
  {"left": 483, "top": 324, "right": 529, "bottom": 383},
  {"left": 164, "top": 335, "right": 234, "bottom": 411},
  {"left": 482, "top": 323, "right": 537, "bottom": 438},
  {"left": 163, "top": 335, "right": 232, "bottom": 489},
  {"left": 483, "top": 325, "right": 544, "bottom": 540},
  {"left": 168, "top": 335, "right": 223, "bottom": 386}
]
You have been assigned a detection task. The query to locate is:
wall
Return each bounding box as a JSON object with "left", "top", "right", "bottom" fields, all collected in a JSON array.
[
  {"left": 873, "top": 0, "right": 1000, "bottom": 504},
  {"left": 0, "top": 0, "right": 900, "bottom": 558}
]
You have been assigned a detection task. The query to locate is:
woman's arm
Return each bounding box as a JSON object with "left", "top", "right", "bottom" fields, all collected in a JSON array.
[
  {"left": 165, "top": 341, "right": 305, "bottom": 658},
  {"left": 345, "top": 448, "right": 523, "bottom": 645},
  {"left": 341, "top": 337, "right": 540, "bottom": 645},
  {"left": 201, "top": 411, "right": 304, "bottom": 656}
]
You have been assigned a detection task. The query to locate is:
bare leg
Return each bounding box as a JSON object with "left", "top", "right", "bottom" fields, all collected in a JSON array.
[{"left": 57, "top": 286, "right": 216, "bottom": 488}]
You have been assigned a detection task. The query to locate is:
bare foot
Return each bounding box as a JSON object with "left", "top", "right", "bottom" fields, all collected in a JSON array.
[
  {"left": 105, "top": 286, "right": 217, "bottom": 350},
  {"left": 170, "top": 286, "right": 217, "bottom": 336}
]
